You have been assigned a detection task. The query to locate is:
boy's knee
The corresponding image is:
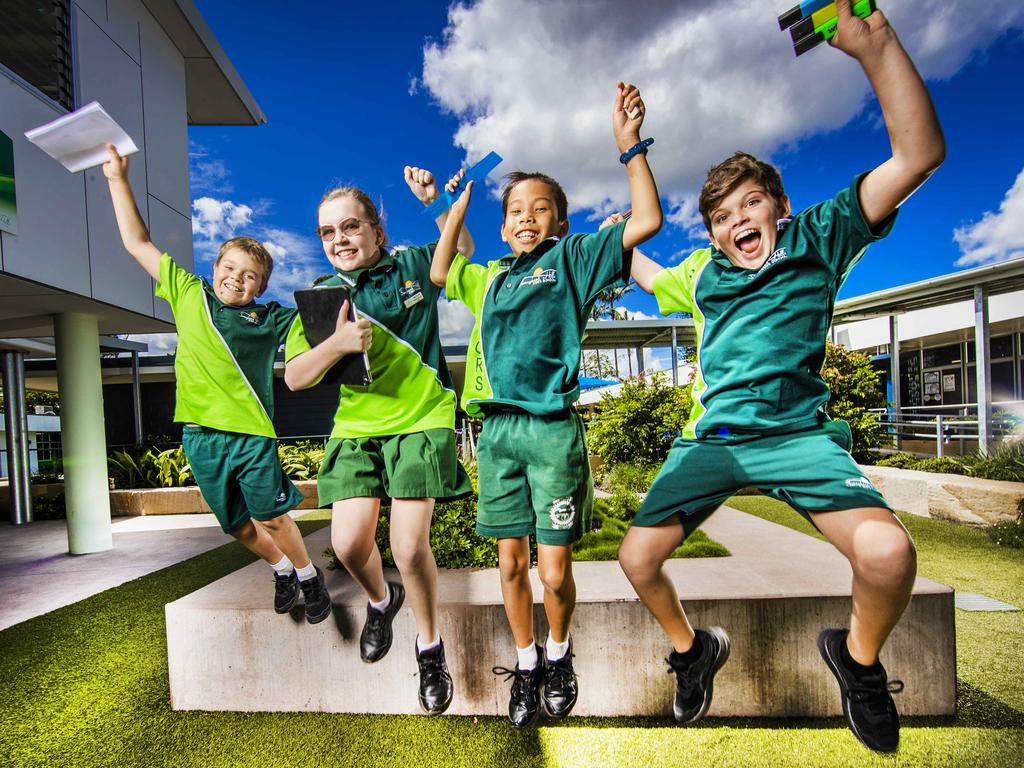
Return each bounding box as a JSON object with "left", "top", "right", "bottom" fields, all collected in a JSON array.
[
  {"left": 618, "top": 535, "right": 656, "bottom": 582},
  {"left": 853, "top": 526, "right": 917, "bottom": 580},
  {"left": 332, "top": 535, "right": 374, "bottom": 566},
  {"left": 230, "top": 521, "right": 257, "bottom": 544},
  {"left": 499, "top": 549, "right": 530, "bottom": 582},
  {"left": 259, "top": 514, "right": 288, "bottom": 532},
  {"left": 538, "top": 558, "right": 572, "bottom": 595},
  {"left": 390, "top": 535, "right": 429, "bottom": 572}
]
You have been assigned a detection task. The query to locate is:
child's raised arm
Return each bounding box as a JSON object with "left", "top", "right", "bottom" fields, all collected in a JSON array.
[
  {"left": 613, "top": 83, "right": 663, "bottom": 250},
  {"left": 404, "top": 165, "right": 475, "bottom": 259},
  {"left": 102, "top": 144, "right": 162, "bottom": 281},
  {"left": 283, "top": 300, "right": 373, "bottom": 391},
  {"left": 430, "top": 181, "right": 474, "bottom": 288},
  {"left": 831, "top": 0, "right": 944, "bottom": 227},
  {"left": 600, "top": 212, "right": 663, "bottom": 294}
]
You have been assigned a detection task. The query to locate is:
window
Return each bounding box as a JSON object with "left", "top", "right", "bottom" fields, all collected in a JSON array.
[
  {"left": 0, "top": 2, "right": 73, "bottom": 110},
  {"left": 922, "top": 343, "right": 962, "bottom": 368}
]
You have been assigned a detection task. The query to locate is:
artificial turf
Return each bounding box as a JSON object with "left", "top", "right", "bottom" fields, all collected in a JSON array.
[{"left": 1, "top": 504, "right": 1022, "bottom": 767}]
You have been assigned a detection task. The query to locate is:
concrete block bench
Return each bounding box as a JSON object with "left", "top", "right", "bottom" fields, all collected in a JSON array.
[
  {"left": 165, "top": 507, "right": 954, "bottom": 718},
  {"left": 109, "top": 480, "right": 320, "bottom": 517}
]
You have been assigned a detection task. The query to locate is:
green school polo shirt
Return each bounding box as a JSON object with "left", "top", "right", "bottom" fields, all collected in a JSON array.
[
  {"left": 652, "top": 174, "right": 895, "bottom": 439},
  {"left": 284, "top": 244, "right": 458, "bottom": 439},
  {"left": 446, "top": 220, "right": 630, "bottom": 418},
  {"left": 154, "top": 253, "right": 296, "bottom": 438}
]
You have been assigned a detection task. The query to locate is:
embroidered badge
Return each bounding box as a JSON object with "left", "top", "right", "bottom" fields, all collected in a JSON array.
[
  {"left": 520, "top": 267, "right": 557, "bottom": 287},
  {"left": 845, "top": 477, "right": 877, "bottom": 491},
  {"left": 240, "top": 310, "right": 261, "bottom": 325},
  {"left": 549, "top": 497, "right": 576, "bottom": 530},
  {"left": 399, "top": 279, "right": 424, "bottom": 308},
  {"left": 748, "top": 247, "right": 789, "bottom": 280}
]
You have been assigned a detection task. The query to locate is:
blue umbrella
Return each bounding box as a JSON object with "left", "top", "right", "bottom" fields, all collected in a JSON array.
[{"left": 579, "top": 376, "right": 619, "bottom": 391}]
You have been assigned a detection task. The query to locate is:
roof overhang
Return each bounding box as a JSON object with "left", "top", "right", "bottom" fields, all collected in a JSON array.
[
  {"left": 143, "top": 0, "right": 266, "bottom": 125},
  {"left": 582, "top": 318, "right": 696, "bottom": 349},
  {"left": 834, "top": 256, "right": 1024, "bottom": 324}
]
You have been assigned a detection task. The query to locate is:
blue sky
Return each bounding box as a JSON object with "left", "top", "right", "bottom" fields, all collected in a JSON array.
[{"left": 176, "top": 0, "right": 1024, "bottom": 358}]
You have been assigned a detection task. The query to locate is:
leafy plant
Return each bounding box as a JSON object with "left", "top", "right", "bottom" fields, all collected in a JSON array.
[
  {"left": 107, "top": 447, "right": 193, "bottom": 488},
  {"left": 278, "top": 441, "right": 324, "bottom": 480},
  {"left": 820, "top": 342, "right": 887, "bottom": 463},
  {"left": 587, "top": 373, "right": 693, "bottom": 466},
  {"left": 604, "top": 462, "right": 660, "bottom": 495}
]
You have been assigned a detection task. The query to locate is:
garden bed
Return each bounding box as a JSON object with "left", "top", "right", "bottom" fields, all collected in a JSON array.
[{"left": 108, "top": 480, "right": 320, "bottom": 517}]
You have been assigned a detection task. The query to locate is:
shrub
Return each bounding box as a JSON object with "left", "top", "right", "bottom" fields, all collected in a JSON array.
[
  {"left": 31, "top": 493, "right": 66, "bottom": 520},
  {"left": 278, "top": 441, "right": 324, "bottom": 481},
  {"left": 963, "top": 442, "right": 1024, "bottom": 483},
  {"left": 605, "top": 462, "right": 659, "bottom": 495},
  {"left": 587, "top": 373, "right": 692, "bottom": 466},
  {"left": 876, "top": 452, "right": 921, "bottom": 470},
  {"left": 987, "top": 499, "right": 1024, "bottom": 549},
  {"left": 603, "top": 486, "right": 641, "bottom": 520},
  {"left": 913, "top": 457, "right": 967, "bottom": 475},
  {"left": 107, "top": 447, "right": 193, "bottom": 489},
  {"left": 821, "top": 342, "right": 887, "bottom": 463}
]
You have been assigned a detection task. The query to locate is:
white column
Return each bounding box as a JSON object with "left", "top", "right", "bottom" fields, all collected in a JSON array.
[
  {"left": 2, "top": 350, "right": 33, "bottom": 524},
  {"left": 889, "top": 314, "right": 901, "bottom": 450},
  {"left": 54, "top": 312, "right": 113, "bottom": 553},
  {"left": 974, "top": 286, "right": 992, "bottom": 455}
]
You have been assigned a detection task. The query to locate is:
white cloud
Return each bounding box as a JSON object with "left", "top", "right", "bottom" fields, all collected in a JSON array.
[
  {"left": 954, "top": 168, "right": 1024, "bottom": 267},
  {"left": 438, "top": 298, "right": 476, "bottom": 345},
  {"left": 192, "top": 197, "right": 253, "bottom": 241},
  {"left": 126, "top": 333, "right": 178, "bottom": 356},
  {"left": 421, "top": 0, "right": 1024, "bottom": 222},
  {"left": 189, "top": 142, "right": 232, "bottom": 195}
]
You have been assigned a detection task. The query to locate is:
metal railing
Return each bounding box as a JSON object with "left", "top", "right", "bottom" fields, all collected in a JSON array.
[{"left": 872, "top": 401, "right": 1023, "bottom": 457}]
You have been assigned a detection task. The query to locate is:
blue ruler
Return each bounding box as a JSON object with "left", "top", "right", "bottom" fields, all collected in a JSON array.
[{"left": 422, "top": 151, "right": 504, "bottom": 218}]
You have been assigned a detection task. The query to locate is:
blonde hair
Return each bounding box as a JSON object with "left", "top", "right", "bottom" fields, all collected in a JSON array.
[
  {"left": 215, "top": 236, "right": 273, "bottom": 292},
  {"left": 318, "top": 186, "right": 387, "bottom": 248}
]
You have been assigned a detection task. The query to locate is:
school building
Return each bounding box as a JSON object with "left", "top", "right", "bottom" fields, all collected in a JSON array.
[{"left": 1, "top": 0, "right": 263, "bottom": 550}]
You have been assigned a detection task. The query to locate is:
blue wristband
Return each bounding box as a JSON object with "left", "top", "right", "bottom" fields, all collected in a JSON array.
[{"left": 619, "top": 138, "right": 654, "bottom": 164}]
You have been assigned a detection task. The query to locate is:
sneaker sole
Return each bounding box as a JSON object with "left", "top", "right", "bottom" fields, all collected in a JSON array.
[
  {"left": 360, "top": 583, "right": 406, "bottom": 663},
  {"left": 817, "top": 629, "right": 899, "bottom": 754},
  {"left": 675, "top": 626, "right": 731, "bottom": 724},
  {"left": 305, "top": 600, "right": 333, "bottom": 625}
]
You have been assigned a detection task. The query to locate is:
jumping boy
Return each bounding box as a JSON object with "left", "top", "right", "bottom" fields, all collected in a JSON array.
[
  {"left": 618, "top": 1, "right": 944, "bottom": 752},
  {"left": 432, "top": 83, "right": 663, "bottom": 727},
  {"left": 103, "top": 145, "right": 332, "bottom": 623}
]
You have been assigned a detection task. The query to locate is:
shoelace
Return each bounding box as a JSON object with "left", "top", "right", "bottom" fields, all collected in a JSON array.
[
  {"left": 665, "top": 657, "right": 701, "bottom": 697},
  {"left": 301, "top": 577, "right": 325, "bottom": 602},
  {"left": 546, "top": 656, "right": 577, "bottom": 689},
  {"left": 419, "top": 651, "right": 448, "bottom": 682},
  {"left": 846, "top": 679, "right": 904, "bottom": 720},
  {"left": 492, "top": 665, "right": 534, "bottom": 696}
]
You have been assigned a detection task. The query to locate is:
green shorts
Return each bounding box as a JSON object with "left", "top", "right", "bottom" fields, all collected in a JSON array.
[
  {"left": 633, "top": 420, "right": 892, "bottom": 536},
  {"left": 476, "top": 409, "right": 592, "bottom": 546},
  {"left": 316, "top": 428, "right": 472, "bottom": 505},
  {"left": 182, "top": 426, "right": 302, "bottom": 534}
]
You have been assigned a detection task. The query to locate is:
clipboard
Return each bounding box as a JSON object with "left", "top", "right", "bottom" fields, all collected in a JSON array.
[{"left": 293, "top": 285, "right": 371, "bottom": 386}]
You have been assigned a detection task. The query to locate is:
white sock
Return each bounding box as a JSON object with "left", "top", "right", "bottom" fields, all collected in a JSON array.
[
  {"left": 546, "top": 633, "right": 570, "bottom": 662},
  {"left": 369, "top": 586, "right": 391, "bottom": 612},
  {"left": 417, "top": 635, "right": 441, "bottom": 653},
  {"left": 270, "top": 556, "right": 294, "bottom": 576},
  {"left": 295, "top": 562, "right": 317, "bottom": 582},
  {"left": 516, "top": 642, "right": 539, "bottom": 671}
]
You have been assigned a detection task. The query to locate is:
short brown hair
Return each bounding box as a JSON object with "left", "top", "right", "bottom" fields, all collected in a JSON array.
[
  {"left": 215, "top": 236, "right": 273, "bottom": 293},
  {"left": 318, "top": 186, "right": 387, "bottom": 248},
  {"left": 501, "top": 172, "right": 568, "bottom": 222},
  {"left": 698, "top": 152, "right": 786, "bottom": 232}
]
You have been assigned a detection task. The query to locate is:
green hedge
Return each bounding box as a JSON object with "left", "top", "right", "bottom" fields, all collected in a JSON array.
[{"left": 877, "top": 443, "right": 1024, "bottom": 482}]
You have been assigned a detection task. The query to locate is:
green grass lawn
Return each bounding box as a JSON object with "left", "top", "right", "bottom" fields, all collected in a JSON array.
[{"left": 1, "top": 504, "right": 1022, "bottom": 767}]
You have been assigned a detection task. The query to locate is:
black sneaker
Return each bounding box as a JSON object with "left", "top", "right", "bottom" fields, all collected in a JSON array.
[
  {"left": 298, "top": 566, "right": 332, "bottom": 624},
  {"left": 818, "top": 628, "right": 904, "bottom": 753},
  {"left": 273, "top": 570, "right": 299, "bottom": 614},
  {"left": 360, "top": 581, "right": 405, "bottom": 663},
  {"left": 542, "top": 636, "right": 578, "bottom": 719},
  {"left": 416, "top": 640, "right": 454, "bottom": 715},
  {"left": 493, "top": 650, "right": 545, "bottom": 728},
  {"left": 666, "top": 626, "right": 731, "bottom": 723}
]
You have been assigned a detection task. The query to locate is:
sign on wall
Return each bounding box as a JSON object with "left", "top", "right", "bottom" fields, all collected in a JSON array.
[{"left": 0, "top": 129, "right": 16, "bottom": 235}]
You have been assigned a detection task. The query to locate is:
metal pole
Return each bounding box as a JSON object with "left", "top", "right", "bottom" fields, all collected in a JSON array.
[
  {"left": 974, "top": 285, "right": 992, "bottom": 455},
  {"left": 889, "top": 314, "right": 901, "bottom": 450},
  {"left": 636, "top": 346, "right": 644, "bottom": 377},
  {"left": 2, "top": 350, "right": 33, "bottom": 524},
  {"left": 671, "top": 327, "right": 679, "bottom": 386},
  {"left": 936, "top": 413, "right": 944, "bottom": 459},
  {"left": 131, "top": 350, "right": 143, "bottom": 447}
]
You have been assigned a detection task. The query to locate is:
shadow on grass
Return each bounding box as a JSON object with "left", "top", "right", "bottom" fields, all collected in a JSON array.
[{"left": 556, "top": 679, "right": 1024, "bottom": 733}]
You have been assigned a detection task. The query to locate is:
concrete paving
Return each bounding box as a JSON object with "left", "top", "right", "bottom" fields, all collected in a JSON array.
[
  {"left": 0, "top": 511, "right": 305, "bottom": 631},
  {"left": 165, "top": 507, "right": 956, "bottom": 718}
]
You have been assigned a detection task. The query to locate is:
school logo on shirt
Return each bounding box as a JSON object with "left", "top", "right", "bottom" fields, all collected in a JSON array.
[
  {"left": 240, "top": 310, "right": 262, "bottom": 325},
  {"left": 520, "top": 267, "right": 557, "bottom": 287},
  {"left": 399, "top": 279, "right": 424, "bottom": 308},
  {"left": 549, "top": 497, "right": 576, "bottom": 529},
  {"left": 845, "top": 476, "right": 878, "bottom": 492},
  {"left": 748, "top": 247, "right": 788, "bottom": 280},
  {"left": 276, "top": 491, "right": 287, "bottom": 503}
]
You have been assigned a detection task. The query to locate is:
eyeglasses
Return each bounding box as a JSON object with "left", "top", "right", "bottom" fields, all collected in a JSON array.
[{"left": 316, "top": 218, "right": 370, "bottom": 242}]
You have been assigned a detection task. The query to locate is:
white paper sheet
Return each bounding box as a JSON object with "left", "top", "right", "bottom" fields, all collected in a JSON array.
[{"left": 24, "top": 101, "right": 138, "bottom": 173}]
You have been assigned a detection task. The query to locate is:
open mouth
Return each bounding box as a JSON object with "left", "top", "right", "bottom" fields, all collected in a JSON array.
[
  {"left": 734, "top": 228, "right": 761, "bottom": 256},
  {"left": 515, "top": 229, "right": 539, "bottom": 244}
]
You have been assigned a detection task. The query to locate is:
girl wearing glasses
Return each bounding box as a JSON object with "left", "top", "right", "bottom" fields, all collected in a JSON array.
[{"left": 284, "top": 167, "right": 473, "bottom": 715}]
